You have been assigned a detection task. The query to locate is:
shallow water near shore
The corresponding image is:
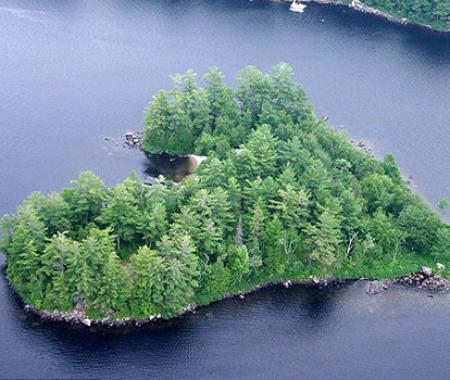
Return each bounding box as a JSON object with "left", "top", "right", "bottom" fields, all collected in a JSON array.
[{"left": 1, "top": 0, "right": 450, "bottom": 378}]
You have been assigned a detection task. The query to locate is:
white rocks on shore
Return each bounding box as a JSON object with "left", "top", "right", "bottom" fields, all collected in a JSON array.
[{"left": 420, "top": 266, "right": 433, "bottom": 277}]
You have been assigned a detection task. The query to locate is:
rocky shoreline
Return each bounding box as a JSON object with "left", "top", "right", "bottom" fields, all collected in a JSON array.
[
  {"left": 14, "top": 266, "right": 450, "bottom": 329},
  {"left": 20, "top": 277, "right": 341, "bottom": 328},
  {"left": 286, "top": 0, "right": 449, "bottom": 34},
  {"left": 366, "top": 266, "right": 450, "bottom": 295}
]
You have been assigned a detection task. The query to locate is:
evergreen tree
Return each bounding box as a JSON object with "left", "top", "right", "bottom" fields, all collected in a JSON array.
[
  {"left": 61, "top": 171, "right": 107, "bottom": 229},
  {"left": 236, "top": 66, "right": 269, "bottom": 125},
  {"left": 4, "top": 204, "right": 47, "bottom": 297},
  {"left": 156, "top": 233, "right": 199, "bottom": 317},
  {"left": 142, "top": 90, "right": 174, "bottom": 154},
  {"left": 398, "top": 204, "right": 441, "bottom": 253},
  {"left": 248, "top": 203, "right": 266, "bottom": 257},
  {"left": 98, "top": 178, "right": 141, "bottom": 252},
  {"left": 228, "top": 244, "right": 250, "bottom": 283},
  {"left": 24, "top": 192, "right": 71, "bottom": 237},
  {"left": 305, "top": 210, "right": 341, "bottom": 272},
  {"left": 129, "top": 246, "right": 164, "bottom": 317},
  {"left": 39, "top": 233, "right": 80, "bottom": 310},
  {"left": 91, "top": 251, "right": 129, "bottom": 317},
  {"left": 203, "top": 66, "right": 239, "bottom": 135},
  {"left": 431, "top": 227, "right": 450, "bottom": 262}
]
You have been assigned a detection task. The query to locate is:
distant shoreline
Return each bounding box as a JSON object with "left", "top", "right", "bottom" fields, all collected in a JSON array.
[{"left": 286, "top": 0, "right": 450, "bottom": 34}]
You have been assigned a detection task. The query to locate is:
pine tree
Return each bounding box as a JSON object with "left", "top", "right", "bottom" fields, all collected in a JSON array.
[
  {"left": 129, "top": 246, "right": 164, "bottom": 317},
  {"left": 91, "top": 251, "right": 129, "bottom": 317},
  {"left": 4, "top": 204, "right": 47, "bottom": 297},
  {"left": 203, "top": 66, "right": 239, "bottom": 134},
  {"left": 24, "top": 192, "right": 71, "bottom": 237},
  {"left": 305, "top": 210, "right": 341, "bottom": 273},
  {"left": 136, "top": 202, "right": 168, "bottom": 248},
  {"left": 339, "top": 189, "right": 363, "bottom": 242},
  {"left": 267, "top": 62, "right": 308, "bottom": 122},
  {"left": 142, "top": 90, "right": 174, "bottom": 154},
  {"left": 156, "top": 233, "right": 199, "bottom": 317},
  {"left": 263, "top": 216, "right": 287, "bottom": 276},
  {"left": 248, "top": 204, "right": 266, "bottom": 256},
  {"left": 431, "top": 227, "right": 450, "bottom": 262},
  {"left": 270, "top": 185, "right": 310, "bottom": 230},
  {"left": 61, "top": 171, "right": 107, "bottom": 229},
  {"left": 244, "top": 126, "right": 279, "bottom": 179},
  {"left": 98, "top": 179, "right": 141, "bottom": 252},
  {"left": 39, "top": 233, "right": 80, "bottom": 310},
  {"left": 228, "top": 244, "right": 250, "bottom": 283},
  {"left": 236, "top": 66, "right": 268, "bottom": 125}
]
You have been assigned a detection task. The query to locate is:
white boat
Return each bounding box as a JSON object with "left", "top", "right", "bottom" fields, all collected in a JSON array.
[{"left": 289, "top": 0, "right": 307, "bottom": 13}]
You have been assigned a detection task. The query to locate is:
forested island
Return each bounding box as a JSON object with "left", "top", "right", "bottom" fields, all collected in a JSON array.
[
  {"left": 2, "top": 64, "right": 450, "bottom": 325},
  {"left": 310, "top": 0, "right": 450, "bottom": 32}
]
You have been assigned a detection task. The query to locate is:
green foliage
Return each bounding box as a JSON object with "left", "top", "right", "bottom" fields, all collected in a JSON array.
[
  {"left": 2, "top": 63, "right": 448, "bottom": 321},
  {"left": 142, "top": 70, "right": 211, "bottom": 155},
  {"left": 61, "top": 171, "right": 107, "bottom": 232},
  {"left": 431, "top": 227, "right": 450, "bottom": 262},
  {"left": 437, "top": 198, "right": 450, "bottom": 214},
  {"left": 398, "top": 203, "right": 441, "bottom": 253},
  {"left": 305, "top": 210, "right": 342, "bottom": 273},
  {"left": 229, "top": 245, "right": 251, "bottom": 283}
]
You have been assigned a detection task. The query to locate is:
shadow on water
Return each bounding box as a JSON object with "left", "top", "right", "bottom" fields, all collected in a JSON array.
[{"left": 143, "top": 153, "right": 198, "bottom": 181}]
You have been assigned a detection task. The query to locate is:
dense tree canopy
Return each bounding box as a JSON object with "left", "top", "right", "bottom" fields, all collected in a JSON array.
[{"left": 1, "top": 64, "right": 449, "bottom": 321}]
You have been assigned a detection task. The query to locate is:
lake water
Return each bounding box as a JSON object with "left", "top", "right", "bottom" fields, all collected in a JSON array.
[{"left": 1, "top": 0, "right": 450, "bottom": 378}]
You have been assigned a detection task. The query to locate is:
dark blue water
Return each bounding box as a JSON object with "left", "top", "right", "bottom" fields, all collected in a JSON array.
[{"left": 1, "top": 0, "right": 450, "bottom": 378}]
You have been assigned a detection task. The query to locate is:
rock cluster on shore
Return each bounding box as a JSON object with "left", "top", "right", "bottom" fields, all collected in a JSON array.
[
  {"left": 21, "top": 277, "right": 344, "bottom": 328},
  {"left": 350, "top": 139, "right": 374, "bottom": 157},
  {"left": 366, "top": 266, "right": 450, "bottom": 295},
  {"left": 366, "top": 279, "right": 392, "bottom": 295},
  {"left": 124, "top": 131, "right": 143, "bottom": 148},
  {"left": 397, "top": 266, "right": 450, "bottom": 292},
  {"left": 23, "top": 303, "right": 165, "bottom": 328}
]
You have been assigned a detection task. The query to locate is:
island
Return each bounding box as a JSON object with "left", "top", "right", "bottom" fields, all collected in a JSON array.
[{"left": 2, "top": 63, "right": 450, "bottom": 327}]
